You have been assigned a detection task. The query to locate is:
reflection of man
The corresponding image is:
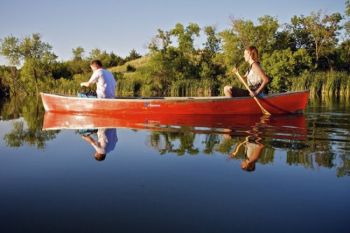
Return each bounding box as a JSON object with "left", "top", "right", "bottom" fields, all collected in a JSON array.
[
  {"left": 81, "top": 128, "right": 118, "bottom": 161},
  {"left": 230, "top": 136, "right": 264, "bottom": 172}
]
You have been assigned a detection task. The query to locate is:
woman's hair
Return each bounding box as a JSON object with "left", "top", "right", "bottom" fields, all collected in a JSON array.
[{"left": 245, "top": 46, "right": 259, "bottom": 62}]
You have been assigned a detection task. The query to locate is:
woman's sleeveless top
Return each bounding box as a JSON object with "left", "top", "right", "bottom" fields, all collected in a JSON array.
[{"left": 247, "top": 62, "right": 262, "bottom": 89}]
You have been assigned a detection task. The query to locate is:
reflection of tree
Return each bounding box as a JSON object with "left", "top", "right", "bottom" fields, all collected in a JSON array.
[
  {"left": 257, "top": 148, "right": 275, "bottom": 164},
  {"left": 315, "top": 153, "right": 335, "bottom": 168},
  {"left": 149, "top": 128, "right": 199, "bottom": 155},
  {"left": 149, "top": 131, "right": 174, "bottom": 155},
  {"left": 337, "top": 154, "right": 350, "bottom": 177},
  {"left": 149, "top": 127, "right": 199, "bottom": 155},
  {"left": 203, "top": 134, "right": 220, "bottom": 154},
  {"left": 4, "top": 121, "right": 58, "bottom": 149},
  {"left": 145, "top": 114, "right": 350, "bottom": 177},
  {"left": 177, "top": 130, "right": 199, "bottom": 155},
  {"left": 283, "top": 112, "right": 350, "bottom": 173},
  {"left": 0, "top": 95, "right": 24, "bottom": 120},
  {"left": 215, "top": 135, "right": 235, "bottom": 154},
  {"left": 286, "top": 151, "right": 314, "bottom": 169},
  {"left": 2, "top": 96, "right": 59, "bottom": 149}
]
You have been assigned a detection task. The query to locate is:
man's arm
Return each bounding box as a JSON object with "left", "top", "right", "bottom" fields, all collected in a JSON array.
[
  {"left": 80, "top": 81, "right": 91, "bottom": 87},
  {"left": 81, "top": 135, "right": 98, "bottom": 147},
  {"left": 81, "top": 70, "right": 99, "bottom": 87}
]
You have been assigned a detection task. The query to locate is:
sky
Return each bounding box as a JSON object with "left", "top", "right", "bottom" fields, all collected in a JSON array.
[{"left": 0, "top": 0, "right": 346, "bottom": 65}]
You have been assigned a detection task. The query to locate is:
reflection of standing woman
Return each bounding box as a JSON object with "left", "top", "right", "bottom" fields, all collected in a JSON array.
[{"left": 224, "top": 46, "right": 269, "bottom": 98}]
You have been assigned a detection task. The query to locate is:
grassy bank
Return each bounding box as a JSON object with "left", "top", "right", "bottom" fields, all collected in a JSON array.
[{"left": 290, "top": 71, "right": 350, "bottom": 98}]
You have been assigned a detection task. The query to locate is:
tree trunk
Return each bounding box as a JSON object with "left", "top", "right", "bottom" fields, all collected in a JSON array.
[
  {"left": 314, "top": 40, "right": 319, "bottom": 69},
  {"left": 33, "top": 67, "right": 39, "bottom": 95},
  {"left": 10, "top": 67, "right": 17, "bottom": 97}
]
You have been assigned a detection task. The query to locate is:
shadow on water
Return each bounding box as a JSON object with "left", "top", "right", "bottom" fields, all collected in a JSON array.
[{"left": 1, "top": 96, "right": 350, "bottom": 176}]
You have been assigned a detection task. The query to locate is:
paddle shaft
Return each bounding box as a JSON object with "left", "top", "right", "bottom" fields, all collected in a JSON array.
[
  {"left": 234, "top": 71, "right": 271, "bottom": 115},
  {"left": 231, "top": 139, "right": 247, "bottom": 157}
]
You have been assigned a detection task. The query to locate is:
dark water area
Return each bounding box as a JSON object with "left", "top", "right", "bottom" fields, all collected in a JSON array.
[{"left": 0, "top": 96, "right": 349, "bottom": 233}]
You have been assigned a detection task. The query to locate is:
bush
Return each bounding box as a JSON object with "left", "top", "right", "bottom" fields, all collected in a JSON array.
[{"left": 126, "top": 64, "right": 136, "bottom": 72}]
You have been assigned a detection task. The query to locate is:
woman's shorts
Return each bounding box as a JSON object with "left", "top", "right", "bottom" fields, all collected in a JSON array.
[{"left": 230, "top": 87, "right": 266, "bottom": 98}]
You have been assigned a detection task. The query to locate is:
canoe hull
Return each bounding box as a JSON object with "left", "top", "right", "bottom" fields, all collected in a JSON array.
[{"left": 40, "top": 91, "right": 309, "bottom": 115}]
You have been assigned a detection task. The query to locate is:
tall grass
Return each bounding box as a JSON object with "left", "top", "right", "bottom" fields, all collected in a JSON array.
[
  {"left": 170, "top": 79, "right": 219, "bottom": 97},
  {"left": 290, "top": 71, "right": 350, "bottom": 98},
  {"left": 117, "top": 77, "right": 220, "bottom": 97}
]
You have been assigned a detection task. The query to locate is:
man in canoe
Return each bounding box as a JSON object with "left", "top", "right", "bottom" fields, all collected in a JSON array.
[
  {"left": 80, "top": 59, "right": 116, "bottom": 98},
  {"left": 224, "top": 46, "right": 269, "bottom": 98}
]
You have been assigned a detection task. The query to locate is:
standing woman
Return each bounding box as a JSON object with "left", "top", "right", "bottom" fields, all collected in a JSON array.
[{"left": 224, "top": 46, "right": 269, "bottom": 98}]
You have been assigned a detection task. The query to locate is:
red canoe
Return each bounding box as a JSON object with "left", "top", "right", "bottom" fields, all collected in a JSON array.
[{"left": 40, "top": 90, "right": 309, "bottom": 115}]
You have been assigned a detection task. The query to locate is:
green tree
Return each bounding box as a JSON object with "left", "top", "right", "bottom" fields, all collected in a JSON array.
[
  {"left": 170, "top": 23, "right": 200, "bottom": 54},
  {"left": 0, "top": 33, "right": 57, "bottom": 94},
  {"left": 109, "top": 52, "right": 125, "bottom": 66},
  {"left": 148, "top": 29, "right": 172, "bottom": 52},
  {"left": 198, "top": 26, "right": 225, "bottom": 92},
  {"left": 125, "top": 49, "right": 141, "bottom": 62},
  {"left": 145, "top": 23, "right": 203, "bottom": 95},
  {"left": 345, "top": 0, "right": 350, "bottom": 37},
  {"left": 203, "top": 26, "right": 221, "bottom": 55},
  {"left": 229, "top": 16, "right": 279, "bottom": 54},
  {"left": 219, "top": 29, "right": 243, "bottom": 69},
  {"left": 274, "top": 28, "right": 297, "bottom": 51},
  {"left": 337, "top": 40, "right": 350, "bottom": 71},
  {"left": 262, "top": 48, "right": 312, "bottom": 92},
  {"left": 0, "top": 65, "right": 22, "bottom": 96},
  {"left": 88, "top": 48, "right": 123, "bottom": 68},
  {"left": 89, "top": 48, "right": 102, "bottom": 60},
  {"left": 72, "top": 46, "right": 85, "bottom": 60},
  {"left": 220, "top": 16, "right": 279, "bottom": 71},
  {"left": 288, "top": 11, "right": 342, "bottom": 69},
  {"left": 262, "top": 49, "right": 295, "bottom": 92}
]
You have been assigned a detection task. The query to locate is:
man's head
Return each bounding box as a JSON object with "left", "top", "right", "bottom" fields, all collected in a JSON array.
[
  {"left": 94, "top": 152, "right": 106, "bottom": 161},
  {"left": 90, "top": 60, "right": 103, "bottom": 71}
]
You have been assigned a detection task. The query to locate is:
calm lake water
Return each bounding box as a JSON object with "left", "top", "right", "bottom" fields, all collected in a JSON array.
[{"left": 0, "top": 97, "right": 349, "bottom": 233}]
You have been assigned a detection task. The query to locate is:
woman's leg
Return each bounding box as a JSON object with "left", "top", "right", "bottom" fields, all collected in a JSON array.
[
  {"left": 226, "top": 87, "right": 249, "bottom": 97},
  {"left": 224, "top": 86, "right": 233, "bottom": 97}
]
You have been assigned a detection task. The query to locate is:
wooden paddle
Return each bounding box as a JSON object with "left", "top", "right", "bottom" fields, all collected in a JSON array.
[
  {"left": 230, "top": 137, "right": 248, "bottom": 157},
  {"left": 233, "top": 71, "right": 271, "bottom": 116}
]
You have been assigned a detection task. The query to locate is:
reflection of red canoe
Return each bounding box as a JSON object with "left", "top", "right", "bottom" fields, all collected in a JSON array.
[
  {"left": 41, "top": 91, "right": 309, "bottom": 115},
  {"left": 43, "top": 112, "right": 307, "bottom": 140}
]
